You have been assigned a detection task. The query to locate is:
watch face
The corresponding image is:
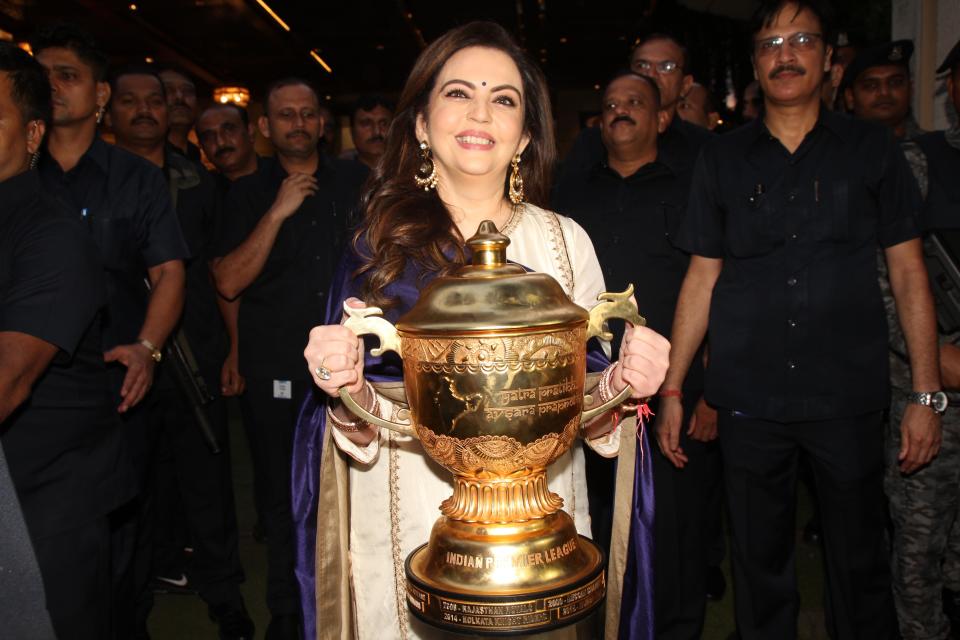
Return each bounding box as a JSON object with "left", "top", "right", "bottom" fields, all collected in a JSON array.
[{"left": 932, "top": 391, "right": 949, "bottom": 413}]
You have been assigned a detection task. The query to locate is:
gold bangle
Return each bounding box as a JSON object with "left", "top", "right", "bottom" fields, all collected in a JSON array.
[{"left": 327, "top": 381, "right": 380, "bottom": 432}]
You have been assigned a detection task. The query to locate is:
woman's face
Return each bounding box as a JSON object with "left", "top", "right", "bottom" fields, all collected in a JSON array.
[{"left": 416, "top": 46, "right": 530, "bottom": 188}]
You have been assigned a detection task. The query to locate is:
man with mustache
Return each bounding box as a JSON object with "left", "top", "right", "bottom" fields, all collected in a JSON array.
[
  {"left": 197, "top": 103, "right": 260, "bottom": 194},
  {"left": 660, "top": 1, "right": 937, "bottom": 637},
  {"left": 108, "top": 66, "right": 254, "bottom": 640},
  {"left": 159, "top": 67, "right": 202, "bottom": 164},
  {"left": 843, "top": 40, "right": 923, "bottom": 141},
  {"left": 31, "top": 24, "right": 188, "bottom": 638},
  {"left": 210, "top": 77, "right": 366, "bottom": 640},
  {"left": 553, "top": 70, "right": 718, "bottom": 639},
  {"left": 560, "top": 29, "right": 712, "bottom": 181},
  {"left": 341, "top": 94, "right": 392, "bottom": 169}
]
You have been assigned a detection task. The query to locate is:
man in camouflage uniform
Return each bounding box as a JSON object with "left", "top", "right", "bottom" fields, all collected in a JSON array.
[
  {"left": 879, "top": 38, "right": 960, "bottom": 640},
  {"left": 843, "top": 40, "right": 927, "bottom": 142}
]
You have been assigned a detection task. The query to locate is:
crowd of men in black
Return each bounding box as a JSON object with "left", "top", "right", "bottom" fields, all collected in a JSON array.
[{"left": 2, "top": 1, "right": 960, "bottom": 639}]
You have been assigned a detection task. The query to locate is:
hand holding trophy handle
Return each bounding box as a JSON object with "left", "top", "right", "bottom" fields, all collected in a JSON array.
[
  {"left": 338, "top": 302, "right": 418, "bottom": 438},
  {"left": 580, "top": 284, "right": 647, "bottom": 423}
]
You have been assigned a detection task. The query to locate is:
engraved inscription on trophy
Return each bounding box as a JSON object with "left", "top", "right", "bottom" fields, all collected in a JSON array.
[{"left": 444, "top": 537, "right": 580, "bottom": 570}]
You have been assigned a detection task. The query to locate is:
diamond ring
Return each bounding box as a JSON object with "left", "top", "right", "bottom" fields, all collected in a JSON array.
[{"left": 315, "top": 360, "right": 332, "bottom": 381}]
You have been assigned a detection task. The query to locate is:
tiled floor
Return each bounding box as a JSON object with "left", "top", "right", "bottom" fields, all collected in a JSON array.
[{"left": 149, "top": 402, "right": 829, "bottom": 639}]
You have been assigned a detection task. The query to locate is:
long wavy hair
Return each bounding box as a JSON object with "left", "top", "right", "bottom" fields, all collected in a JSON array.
[{"left": 353, "top": 21, "right": 557, "bottom": 310}]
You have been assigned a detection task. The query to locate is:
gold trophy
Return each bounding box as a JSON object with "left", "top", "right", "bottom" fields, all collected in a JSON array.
[{"left": 339, "top": 221, "right": 644, "bottom": 635}]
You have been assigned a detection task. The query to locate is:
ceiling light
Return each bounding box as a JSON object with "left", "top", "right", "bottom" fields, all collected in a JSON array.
[
  {"left": 128, "top": 3, "right": 137, "bottom": 10},
  {"left": 144, "top": 56, "right": 154, "bottom": 63},
  {"left": 213, "top": 86, "right": 251, "bottom": 107},
  {"left": 310, "top": 50, "right": 332, "bottom": 73},
  {"left": 254, "top": 0, "right": 291, "bottom": 32}
]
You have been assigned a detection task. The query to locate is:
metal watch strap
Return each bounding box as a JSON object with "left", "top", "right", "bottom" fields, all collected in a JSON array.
[{"left": 138, "top": 338, "right": 162, "bottom": 363}]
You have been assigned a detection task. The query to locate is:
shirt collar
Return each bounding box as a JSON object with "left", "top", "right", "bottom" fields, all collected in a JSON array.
[
  {"left": 746, "top": 107, "right": 849, "bottom": 152},
  {"left": 0, "top": 170, "right": 41, "bottom": 220},
  {"left": 82, "top": 135, "right": 111, "bottom": 174}
]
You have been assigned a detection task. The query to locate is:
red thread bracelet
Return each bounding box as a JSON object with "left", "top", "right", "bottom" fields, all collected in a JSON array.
[{"left": 658, "top": 389, "right": 683, "bottom": 400}]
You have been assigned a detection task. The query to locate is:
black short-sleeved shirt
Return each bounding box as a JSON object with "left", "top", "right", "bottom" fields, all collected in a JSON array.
[
  {"left": 678, "top": 110, "right": 921, "bottom": 421},
  {"left": 214, "top": 155, "right": 367, "bottom": 380},
  {"left": 915, "top": 131, "right": 960, "bottom": 231},
  {"left": 0, "top": 170, "right": 133, "bottom": 538},
  {"left": 163, "top": 148, "right": 227, "bottom": 385},
  {"left": 38, "top": 136, "right": 189, "bottom": 351},
  {"left": 558, "top": 116, "right": 712, "bottom": 183},
  {"left": 553, "top": 155, "right": 704, "bottom": 393}
]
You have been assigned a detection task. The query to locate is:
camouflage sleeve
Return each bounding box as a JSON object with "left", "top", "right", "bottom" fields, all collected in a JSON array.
[{"left": 900, "top": 140, "right": 928, "bottom": 201}]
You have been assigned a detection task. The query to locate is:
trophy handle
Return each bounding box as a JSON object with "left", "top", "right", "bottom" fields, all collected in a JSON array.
[
  {"left": 581, "top": 285, "right": 647, "bottom": 423},
  {"left": 338, "top": 302, "right": 417, "bottom": 438},
  {"left": 585, "top": 284, "right": 646, "bottom": 342}
]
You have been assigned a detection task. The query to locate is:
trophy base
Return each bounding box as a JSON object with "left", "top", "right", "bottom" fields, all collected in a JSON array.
[{"left": 405, "top": 511, "right": 606, "bottom": 636}]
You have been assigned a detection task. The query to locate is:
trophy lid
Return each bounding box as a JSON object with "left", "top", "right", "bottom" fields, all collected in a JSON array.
[{"left": 397, "top": 220, "right": 589, "bottom": 334}]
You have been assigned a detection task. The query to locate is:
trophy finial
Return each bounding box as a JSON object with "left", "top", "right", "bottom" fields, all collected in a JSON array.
[{"left": 467, "top": 220, "right": 511, "bottom": 266}]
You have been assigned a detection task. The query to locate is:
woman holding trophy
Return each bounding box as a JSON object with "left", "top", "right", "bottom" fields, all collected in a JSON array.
[{"left": 294, "top": 21, "right": 669, "bottom": 640}]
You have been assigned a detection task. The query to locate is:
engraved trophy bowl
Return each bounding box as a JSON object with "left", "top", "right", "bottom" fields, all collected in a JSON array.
[{"left": 339, "top": 220, "right": 645, "bottom": 635}]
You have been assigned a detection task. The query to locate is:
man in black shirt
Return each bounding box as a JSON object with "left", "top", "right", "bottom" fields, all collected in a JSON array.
[
  {"left": 109, "top": 66, "right": 254, "bottom": 639},
  {"left": 559, "top": 30, "right": 711, "bottom": 182},
  {"left": 0, "top": 42, "right": 131, "bottom": 639},
  {"left": 32, "top": 24, "right": 188, "bottom": 639},
  {"left": 159, "top": 66, "right": 202, "bottom": 164},
  {"left": 842, "top": 40, "right": 924, "bottom": 142},
  {"left": 660, "top": 2, "right": 940, "bottom": 637},
  {"left": 197, "top": 102, "right": 260, "bottom": 198},
  {"left": 553, "top": 70, "right": 717, "bottom": 639},
  {"left": 211, "top": 77, "right": 366, "bottom": 639}
]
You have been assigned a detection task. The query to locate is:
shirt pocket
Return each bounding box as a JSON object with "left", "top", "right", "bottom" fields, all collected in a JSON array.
[
  {"left": 721, "top": 192, "right": 780, "bottom": 258},
  {"left": 91, "top": 217, "right": 136, "bottom": 271},
  {"left": 813, "top": 178, "right": 852, "bottom": 243}
]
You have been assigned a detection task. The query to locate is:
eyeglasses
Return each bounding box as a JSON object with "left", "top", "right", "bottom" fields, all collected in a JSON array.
[
  {"left": 754, "top": 32, "right": 822, "bottom": 57},
  {"left": 632, "top": 59, "right": 680, "bottom": 75}
]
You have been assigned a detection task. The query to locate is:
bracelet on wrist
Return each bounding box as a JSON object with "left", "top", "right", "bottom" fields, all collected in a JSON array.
[
  {"left": 327, "top": 381, "right": 380, "bottom": 432},
  {"left": 658, "top": 389, "right": 683, "bottom": 400}
]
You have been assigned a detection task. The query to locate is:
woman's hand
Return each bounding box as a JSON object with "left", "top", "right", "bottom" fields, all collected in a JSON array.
[
  {"left": 611, "top": 325, "right": 670, "bottom": 399},
  {"left": 304, "top": 298, "right": 367, "bottom": 397}
]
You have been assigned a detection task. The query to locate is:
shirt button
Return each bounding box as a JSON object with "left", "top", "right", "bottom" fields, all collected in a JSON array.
[
  {"left": 787, "top": 190, "right": 798, "bottom": 202},
  {"left": 787, "top": 360, "right": 797, "bottom": 370},
  {"left": 315, "top": 255, "right": 321, "bottom": 261},
  {"left": 788, "top": 319, "right": 797, "bottom": 328},
  {"left": 787, "top": 277, "right": 798, "bottom": 287},
  {"left": 311, "top": 220, "right": 317, "bottom": 226},
  {"left": 790, "top": 232, "right": 799, "bottom": 241}
]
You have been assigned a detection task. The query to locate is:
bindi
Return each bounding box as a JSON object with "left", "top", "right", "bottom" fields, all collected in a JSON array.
[{"left": 482, "top": 81, "right": 487, "bottom": 86}]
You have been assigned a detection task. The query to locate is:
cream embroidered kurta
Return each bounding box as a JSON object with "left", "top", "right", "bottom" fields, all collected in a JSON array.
[{"left": 330, "top": 204, "right": 620, "bottom": 640}]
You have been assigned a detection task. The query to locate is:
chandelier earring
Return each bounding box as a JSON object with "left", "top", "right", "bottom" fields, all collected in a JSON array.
[
  {"left": 508, "top": 153, "right": 524, "bottom": 205},
  {"left": 95, "top": 105, "right": 105, "bottom": 125},
  {"left": 414, "top": 141, "right": 438, "bottom": 191},
  {"left": 29, "top": 151, "right": 39, "bottom": 170}
]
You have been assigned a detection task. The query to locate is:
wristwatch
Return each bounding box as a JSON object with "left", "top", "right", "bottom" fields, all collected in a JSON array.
[
  {"left": 138, "top": 338, "right": 163, "bottom": 363},
  {"left": 906, "top": 390, "right": 949, "bottom": 415}
]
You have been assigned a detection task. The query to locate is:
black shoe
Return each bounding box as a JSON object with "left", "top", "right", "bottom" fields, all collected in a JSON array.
[
  {"left": 705, "top": 565, "right": 727, "bottom": 601},
  {"left": 151, "top": 572, "right": 198, "bottom": 595},
  {"left": 210, "top": 602, "right": 255, "bottom": 640},
  {"left": 802, "top": 517, "right": 821, "bottom": 545},
  {"left": 265, "top": 614, "right": 300, "bottom": 640}
]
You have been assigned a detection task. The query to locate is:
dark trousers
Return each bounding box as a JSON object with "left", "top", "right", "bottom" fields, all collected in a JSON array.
[
  {"left": 718, "top": 410, "right": 897, "bottom": 640},
  {"left": 152, "top": 386, "right": 245, "bottom": 607},
  {"left": 239, "top": 376, "right": 309, "bottom": 616},
  {"left": 34, "top": 516, "right": 111, "bottom": 640},
  {"left": 653, "top": 396, "right": 723, "bottom": 640},
  {"left": 108, "top": 375, "right": 160, "bottom": 639}
]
